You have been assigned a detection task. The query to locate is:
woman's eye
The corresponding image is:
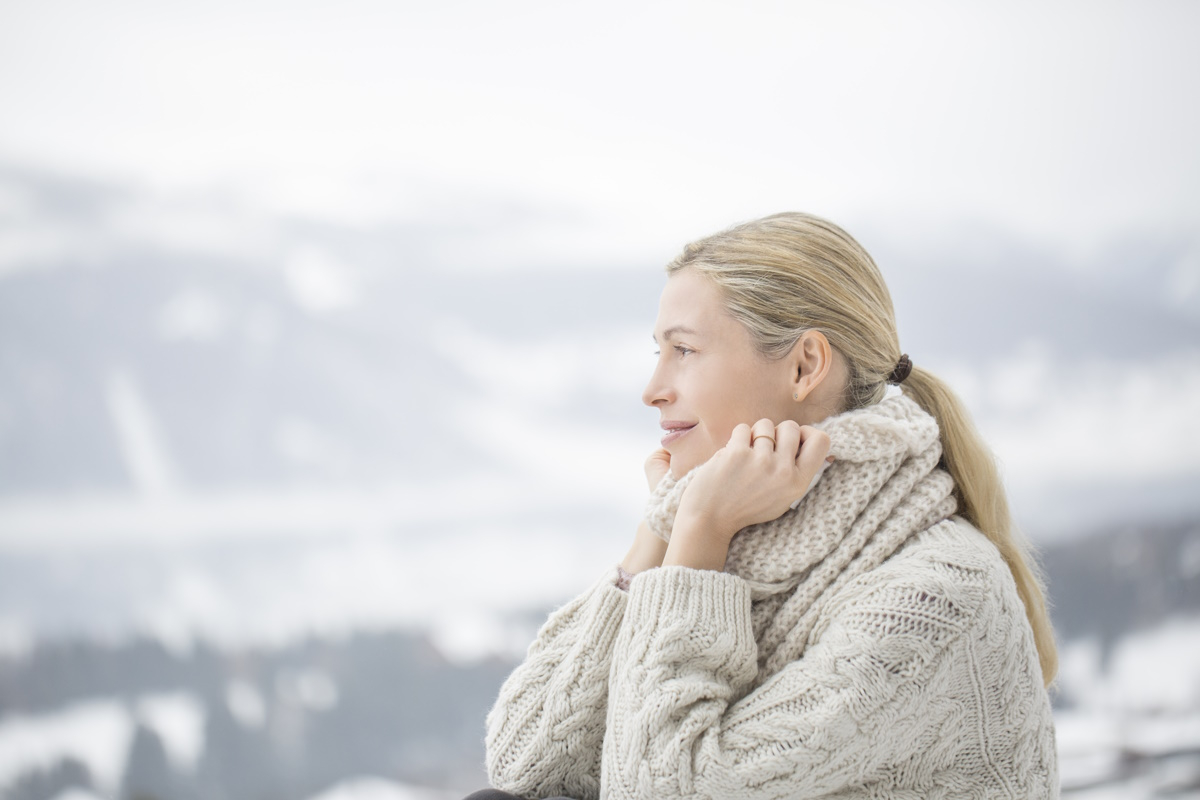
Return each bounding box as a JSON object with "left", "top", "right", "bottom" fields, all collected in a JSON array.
[{"left": 674, "top": 345, "right": 693, "bottom": 357}]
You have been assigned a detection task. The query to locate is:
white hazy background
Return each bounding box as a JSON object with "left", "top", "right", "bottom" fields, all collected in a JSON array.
[
  {"left": 1, "top": 1, "right": 1200, "bottom": 797},
  {"left": 2, "top": 0, "right": 1199, "bottom": 665}
]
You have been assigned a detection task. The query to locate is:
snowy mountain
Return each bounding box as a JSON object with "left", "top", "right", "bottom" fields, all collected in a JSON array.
[{"left": 3, "top": 164, "right": 1200, "bottom": 542}]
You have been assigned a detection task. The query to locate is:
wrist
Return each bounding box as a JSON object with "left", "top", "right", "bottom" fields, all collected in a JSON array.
[
  {"left": 661, "top": 513, "right": 734, "bottom": 571},
  {"left": 673, "top": 506, "right": 738, "bottom": 546},
  {"left": 620, "top": 520, "right": 667, "bottom": 574}
]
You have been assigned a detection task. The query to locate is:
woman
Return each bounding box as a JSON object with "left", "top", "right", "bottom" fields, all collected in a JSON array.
[{"left": 474, "top": 212, "right": 1059, "bottom": 799}]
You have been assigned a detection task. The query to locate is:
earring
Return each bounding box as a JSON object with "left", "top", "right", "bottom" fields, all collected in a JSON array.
[{"left": 793, "top": 392, "right": 799, "bottom": 400}]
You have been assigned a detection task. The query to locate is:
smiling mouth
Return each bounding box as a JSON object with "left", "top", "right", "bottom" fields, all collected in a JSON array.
[{"left": 661, "top": 424, "right": 696, "bottom": 446}]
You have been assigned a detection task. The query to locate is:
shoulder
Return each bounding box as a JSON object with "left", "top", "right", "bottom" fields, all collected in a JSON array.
[
  {"left": 876, "top": 515, "right": 1012, "bottom": 596},
  {"left": 895, "top": 515, "right": 1008, "bottom": 574},
  {"left": 813, "top": 516, "right": 1011, "bottom": 648}
]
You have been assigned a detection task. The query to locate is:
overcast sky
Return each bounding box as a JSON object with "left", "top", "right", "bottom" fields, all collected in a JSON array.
[
  {"left": 1, "top": 0, "right": 1199, "bottom": 548},
  {"left": 1, "top": 0, "right": 1197, "bottom": 269},
  {"left": 1, "top": 1, "right": 1200, "bottom": 656}
]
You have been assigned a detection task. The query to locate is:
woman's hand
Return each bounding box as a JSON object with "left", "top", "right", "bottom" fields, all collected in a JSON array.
[
  {"left": 618, "top": 447, "right": 675, "bottom": 578},
  {"left": 663, "top": 419, "right": 833, "bottom": 571},
  {"left": 644, "top": 447, "right": 672, "bottom": 492}
]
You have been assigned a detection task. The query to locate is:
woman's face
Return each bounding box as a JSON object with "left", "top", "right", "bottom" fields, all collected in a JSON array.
[{"left": 643, "top": 268, "right": 801, "bottom": 479}]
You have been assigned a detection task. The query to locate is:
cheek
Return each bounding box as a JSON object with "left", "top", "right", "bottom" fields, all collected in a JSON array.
[
  {"left": 696, "top": 424, "right": 728, "bottom": 456},
  {"left": 698, "top": 400, "right": 744, "bottom": 448},
  {"left": 673, "top": 360, "right": 761, "bottom": 468},
  {"left": 673, "top": 426, "right": 724, "bottom": 477},
  {"left": 697, "top": 366, "right": 777, "bottom": 441}
]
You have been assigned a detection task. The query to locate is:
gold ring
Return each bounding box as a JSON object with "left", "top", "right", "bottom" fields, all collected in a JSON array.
[{"left": 751, "top": 434, "right": 776, "bottom": 447}]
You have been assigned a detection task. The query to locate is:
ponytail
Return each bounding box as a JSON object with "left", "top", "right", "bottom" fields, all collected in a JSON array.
[{"left": 901, "top": 365, "right": 1058, "bottom": 686}]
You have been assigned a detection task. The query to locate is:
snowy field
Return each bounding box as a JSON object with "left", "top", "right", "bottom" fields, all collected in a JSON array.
[
  {"left": 0, "top": 519, "right": 1198, "bottom": 798},
  {"left": 2, "top": 616, "right": 1199, "bottom": 799}
]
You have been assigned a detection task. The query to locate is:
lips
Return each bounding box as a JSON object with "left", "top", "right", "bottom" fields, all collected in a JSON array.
[{"left": 660, "top": 422, "right": 697, "bottom": 447}]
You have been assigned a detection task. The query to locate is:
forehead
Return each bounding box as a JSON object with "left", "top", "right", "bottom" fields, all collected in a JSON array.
[{"left": 654, "top": 270, "right": 727, "bottom": 334}]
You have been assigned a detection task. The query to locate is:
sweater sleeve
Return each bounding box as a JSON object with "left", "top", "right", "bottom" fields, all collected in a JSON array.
[
  {"left": 485, "top": 566, "right": 630, "bottom": 800},
  {"left": 600, "top": 562, "right": 985, "bottom": 799}
]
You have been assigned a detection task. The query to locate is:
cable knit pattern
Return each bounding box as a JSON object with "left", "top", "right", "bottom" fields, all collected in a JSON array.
[
  {"left": 486, "top": 567, "right": 629, "bottom": 800},
  {"left": 485, "top": 394, "right": 1058, "bottom": 799}
]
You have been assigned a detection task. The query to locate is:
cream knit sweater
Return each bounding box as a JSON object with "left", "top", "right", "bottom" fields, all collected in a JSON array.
[{"left": 485, "top": 395, "right": 1059, "bottom": 799}]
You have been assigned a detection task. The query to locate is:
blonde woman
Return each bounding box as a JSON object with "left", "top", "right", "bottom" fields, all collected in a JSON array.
[{"left": 472, "top": 213, "right": 1059, "bottom": 799}]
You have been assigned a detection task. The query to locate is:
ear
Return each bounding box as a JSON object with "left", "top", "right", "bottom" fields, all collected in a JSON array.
[{"left": 787, "top": 330, "right": 833, "bottom": 403}]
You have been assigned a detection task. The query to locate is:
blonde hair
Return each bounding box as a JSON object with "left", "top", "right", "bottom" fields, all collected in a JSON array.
[{"left": 666, "top": 211, "right": 1058, "bottom": 686}]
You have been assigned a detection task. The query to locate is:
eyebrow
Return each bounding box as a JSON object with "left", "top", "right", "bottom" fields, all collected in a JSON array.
[{"left": 651, "top": 325, "right": 700, "bottom": 343}]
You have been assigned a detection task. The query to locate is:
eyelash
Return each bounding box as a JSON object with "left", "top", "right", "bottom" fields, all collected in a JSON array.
[{"left": 653, "top": 345, "right": 694, "bottom": 358}]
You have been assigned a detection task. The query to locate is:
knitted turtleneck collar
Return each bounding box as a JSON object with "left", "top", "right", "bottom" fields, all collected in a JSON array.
[{"left": 644, "top": 391, "right": 958, "bottom": 680}]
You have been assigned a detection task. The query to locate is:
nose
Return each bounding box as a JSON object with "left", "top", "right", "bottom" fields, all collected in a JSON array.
[{"left": 642, "top": 362, "right": 675, "bottom": 408}]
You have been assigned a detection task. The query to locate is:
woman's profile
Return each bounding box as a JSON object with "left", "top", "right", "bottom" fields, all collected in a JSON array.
[{"left": 470, "top": 212, "right": 1059, "bottom": 799}]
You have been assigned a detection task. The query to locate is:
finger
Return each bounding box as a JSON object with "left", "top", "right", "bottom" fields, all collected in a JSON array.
[
  {"left": 645, "top": 447, "right": 671, "bottom": 464},
  {"left": 750, "top": 418, "right": 776, "bottom": 451},
  {"left": 727, "top": 422, "right": 752, "bottom": 449},
  {"left": 647, "top": 447, "right": 671, "bottom": 463},
  {"left": 794, "top": 426, "right": 832, "bottom": 480},
  {"left": 644, "top": 447, "right": 673, "bottom": 489},
  {"left": 645, "top": 447, "right": 672, "bottom": 471},
  {"left": 774, "top": 420, "right": 802, "bottom": 461}
]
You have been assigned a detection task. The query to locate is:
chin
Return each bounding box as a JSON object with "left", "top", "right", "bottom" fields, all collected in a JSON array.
[
  {"left": 668, "top": 455, "right": 700, "bottom": 481},
  {"left": 668, "top": 457, "right": 689, "bottom": 481},
  {"left": 668, "top": 428, "right": 721, "bottom": 479},
  {"left": 668, "top": 442, "right": 718, "bottom": 481}
]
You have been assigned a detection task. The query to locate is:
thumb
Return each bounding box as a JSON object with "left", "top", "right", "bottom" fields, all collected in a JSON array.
[
  {"left": 645, "top": 447, "right": 673, "bottom": 486},
  {"left": 647, "top": 447, "right": 672, "bottom": 468}
]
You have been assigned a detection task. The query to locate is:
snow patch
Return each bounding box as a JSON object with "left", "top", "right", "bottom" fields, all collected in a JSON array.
[
  {"left": 48, "top": 790, "right": 107, "bottom": 800},
  {"left": 1060, "top": 617, "right": 1200, "bottom": 712},
  {"left": 276, "top": 669, "right": 339, "bottom": 712},
  {"left": 225, "top": 680, "right": 266, "bottom": 728},
  {"left": 0, "top": 699, "right": 134, "bottom": 794},
  {"left": 0, "top": 615, "right": 33, "bottom": 659},
  {"left": 104, "top": 369, "right": 179, "bottom": 497},
  {"left": 304, "top": 776, "right": 458, "bottom": 800},
  {"left": 135, "top": 692, "right": 205, "bottom": 773}
]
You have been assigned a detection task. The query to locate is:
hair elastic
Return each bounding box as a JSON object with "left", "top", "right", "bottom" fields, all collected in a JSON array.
[{"left": 887, "top": 354, "right": 913, "bottom": 385}]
